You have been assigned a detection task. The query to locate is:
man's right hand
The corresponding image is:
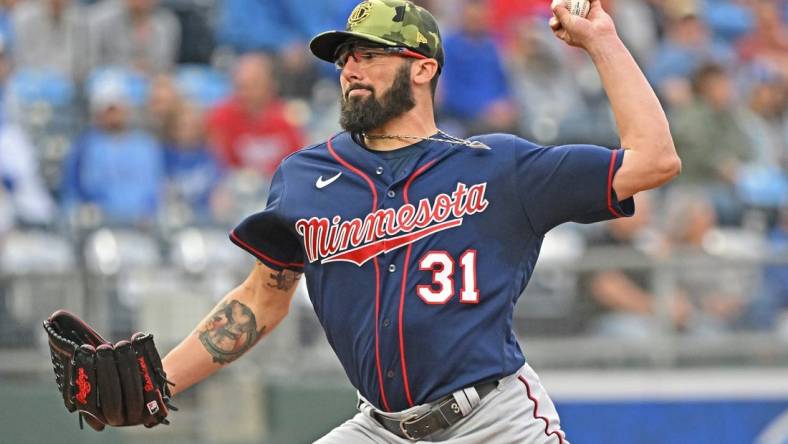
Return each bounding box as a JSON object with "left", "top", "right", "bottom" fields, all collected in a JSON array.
[{"left": 549, "top": 0, "right": 618, "bottom": 51}]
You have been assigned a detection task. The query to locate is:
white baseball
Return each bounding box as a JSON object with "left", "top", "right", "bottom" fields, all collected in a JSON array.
[{"left": 551, "top": 0, "right": 590, "bottom": 17}]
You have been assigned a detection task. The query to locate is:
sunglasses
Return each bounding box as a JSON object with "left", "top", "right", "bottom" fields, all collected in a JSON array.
[{"left": 334, "top": 45, "right": 428, "bottom": 71}]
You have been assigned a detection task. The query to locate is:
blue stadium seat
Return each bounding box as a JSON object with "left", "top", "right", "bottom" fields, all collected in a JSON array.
[
  {"left": 6, "top": 69, "right": 75, "bottom": 108},
  {"left": 175, "top": 64, "right": 231, "bottom": 108},
  {"left": 5, "top": 69, "right": 79, "bottom": 155},
  {"left": 85, "top": 67, "right": 150, "bottom": 108}
]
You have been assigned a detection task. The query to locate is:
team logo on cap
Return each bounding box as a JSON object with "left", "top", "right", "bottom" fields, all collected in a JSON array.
[{"left": 348, "top": 2, "right": 372, "bottom": 28}]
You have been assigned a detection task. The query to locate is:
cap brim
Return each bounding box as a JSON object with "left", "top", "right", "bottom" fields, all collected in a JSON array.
[{"left": 309, "top": 30, "right": 400, "bottom": 63}]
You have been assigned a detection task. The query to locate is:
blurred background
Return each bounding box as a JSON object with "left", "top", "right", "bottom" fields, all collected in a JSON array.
[{"left": 0, "top": 0, "right": 786, "bottom": 442}]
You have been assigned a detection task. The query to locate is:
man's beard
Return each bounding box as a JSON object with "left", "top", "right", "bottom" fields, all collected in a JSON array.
[{"left": 339, "top": 63, "right": 416, "bottom": 134}]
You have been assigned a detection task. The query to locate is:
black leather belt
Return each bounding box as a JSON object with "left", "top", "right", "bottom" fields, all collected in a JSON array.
[{"left": 372, "top": 380, "right": 498, "bottom": 441}]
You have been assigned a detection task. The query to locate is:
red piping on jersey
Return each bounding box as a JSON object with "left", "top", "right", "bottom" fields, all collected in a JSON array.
[
  {"left": 327, "top": 136, "right": 391, "bottom": 412},
  {"left": 229, "top": 230, "right": 305, "bottom": 269},
  {"left": 398, "top": 160, "right": 436, "bottom": 408},
  {"left": 606, "top": 150, "right": 624, "bottom": 218},
  {"left": 518, "top": 375, "right": 566, "bottom": 444}
]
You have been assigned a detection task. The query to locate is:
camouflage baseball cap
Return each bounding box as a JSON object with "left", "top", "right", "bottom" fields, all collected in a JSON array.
[{"left": 310, "top": 0, "right": 444, "bottom": 68}]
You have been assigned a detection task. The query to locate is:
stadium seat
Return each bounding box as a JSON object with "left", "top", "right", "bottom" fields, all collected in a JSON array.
[
  {"left": 6, "top": 69, "right": 75, "bottom": 108},
  {"left": 85, "top": 67, "right": 150, "bottom": 108},
  {"left": 82, "top": 228, "right": 162, "bottom": 275},
  {"left": 0, "top": 229, "right": 75, "bottom": 274},
  {"left": 175, "top": 64, "right": 232, "bottom": 108},
  {"left": 5, "top": 69, "right": 78, "bottom": 136},
  {"left": 169, "top": 226, "right": 250, "bottom": 273}
]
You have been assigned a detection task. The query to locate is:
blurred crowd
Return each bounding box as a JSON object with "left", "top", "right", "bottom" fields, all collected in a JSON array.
[{"left": 0, "top": 0, "right": 786, "bottom": 339}]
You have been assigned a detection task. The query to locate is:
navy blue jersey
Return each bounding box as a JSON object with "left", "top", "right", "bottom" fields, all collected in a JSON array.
[{"left": 231, "top": 131, "right": 634, "bottom": 412}]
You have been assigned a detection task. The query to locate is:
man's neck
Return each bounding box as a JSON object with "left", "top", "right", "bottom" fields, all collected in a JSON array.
[{"left": 363, "top": 110, "right": 438, "bottom": 151}]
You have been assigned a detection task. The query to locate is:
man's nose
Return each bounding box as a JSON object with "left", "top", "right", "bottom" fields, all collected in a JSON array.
[{"left": 341, "top": 55, "right": 364, "bottom": 82}]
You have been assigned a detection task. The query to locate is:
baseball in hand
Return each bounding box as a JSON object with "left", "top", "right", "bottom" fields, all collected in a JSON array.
[{"left": 551, "top": 0, "right": 590, "bottom": 17}]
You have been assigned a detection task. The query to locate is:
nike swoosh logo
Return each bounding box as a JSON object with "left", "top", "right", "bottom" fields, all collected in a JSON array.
[{"left": 316, "top": 172, "right": 342, "bottom": 189}]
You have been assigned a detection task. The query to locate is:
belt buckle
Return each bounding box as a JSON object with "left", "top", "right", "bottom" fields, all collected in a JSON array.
[{"left": 399, "top": 413, "right": 421, "bottom": 441}]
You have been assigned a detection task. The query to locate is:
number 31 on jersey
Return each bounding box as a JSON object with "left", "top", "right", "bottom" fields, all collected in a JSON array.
[{"left": 417, "top": 250, "right": 479, "bottom": 305}]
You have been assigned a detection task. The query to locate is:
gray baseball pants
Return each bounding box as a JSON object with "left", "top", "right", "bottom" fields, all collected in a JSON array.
[{"left": 315, "top": 363, "right": 569, "bottom": 444}]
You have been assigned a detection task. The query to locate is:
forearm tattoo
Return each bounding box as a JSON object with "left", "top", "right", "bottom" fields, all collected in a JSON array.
[
  {"left": 267, "top": 269, "right": 302, "bottom": 291},
  {"left": 197, "top": 300, "right": 266, "bottom": 365}
]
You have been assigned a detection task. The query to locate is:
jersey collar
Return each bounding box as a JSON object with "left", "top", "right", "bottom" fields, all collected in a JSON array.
[{"left": 331, "top": 131, "right": 461, "bottom": 185}]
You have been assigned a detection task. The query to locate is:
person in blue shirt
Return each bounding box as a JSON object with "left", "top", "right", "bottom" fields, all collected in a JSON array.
[
  {"left": 646, "top": 7, "right": 734, "bottom": 108},
  {"left": 161, "top": 100, "right": 224, "bottom": 225},
  {"left": 61, "top": 76, "right": 164, "bottom": 226},
  {"left": 438, "top": 0, "right": 518, "bottom": 135},
  {"left": 216, "top": 0, "right": 337, "bottom": 54}
]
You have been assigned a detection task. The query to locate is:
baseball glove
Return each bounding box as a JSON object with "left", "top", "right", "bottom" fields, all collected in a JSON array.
[{"left": 43, "top": 310, "right": 176, "bottom": 431}]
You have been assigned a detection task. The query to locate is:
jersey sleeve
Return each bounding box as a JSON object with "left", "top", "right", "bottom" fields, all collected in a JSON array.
[
  {"left": 514, "top": 137, "right": 635, "bottom": 235},
  {"left": 229, "top": 165, "right": 305, "bottom": 271}
]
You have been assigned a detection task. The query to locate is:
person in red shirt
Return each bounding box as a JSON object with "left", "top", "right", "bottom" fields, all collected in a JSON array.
[
  {"left": 488, "top": 0, "right": 549, "bottom": 43},
  {"left": 207, "top": 53, "right": 304, "bottom": 179},
  {"left": 737, "top": 0, "right": 788, "bottom": 79}
]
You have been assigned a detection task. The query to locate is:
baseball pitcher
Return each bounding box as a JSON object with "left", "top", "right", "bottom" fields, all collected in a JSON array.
[{"left": 46, "top": 0, "right": 680, "bottom": 442}]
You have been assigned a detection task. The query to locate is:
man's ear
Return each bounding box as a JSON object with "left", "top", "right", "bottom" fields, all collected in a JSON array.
[{"left": 412, "top": 59, "right": 439, "bottom": 87}]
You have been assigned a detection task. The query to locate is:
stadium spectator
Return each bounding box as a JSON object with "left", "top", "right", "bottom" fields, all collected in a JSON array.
[
  {"left": 670, "top": 63, "right": 750, "bottom": 224},
  {"left": 764, "top": 209, "right": 788, "bottom": 323},
  {"left": 737, "top": 0, "right": 788, "bottom": 79},
  {"left": 207, "top": 53, "right": 304, "bottom": 179},
  {"left": 0, "top": 32, "right": 11, "bottom": 108},
  {"left": 88, "top": 0, "right": 180, "bottom": 75},
  {"left": 275, "top": 43, "right": 321, "bottom": 101},
  {"left": 12, "top": 0, "right": 89, "bottom": 80},
  {"left": 215, "top": 0, "right": 332, "bottom": 98},
  {"left": 702, "top": 0, "right": 753, "bottom": 44},
  {"left": 646, "top": 2, "right": 733, "bottom": 108},
  {"left": 488, "top": 0, "right": 548, "bottom": 43},
  {"left": 610, "top": 0, "right": 661, "bottom": 64},
  {"left": 506, "top": 17, "right": 616, "bottom": 145},
  {"left": 0, "top": 120, "right": 56, "bottom": 234},
  {"left": 581, "top": 193, "right": 691, "bottom": 337},
  {"left": 663, "top": 188, "right": 754, "bottom": 334},
  {"left": 215, "top": 0, "right": 334, "bottom": 54},
  {"left": 166, "top": 0, "right": 214, "bottom": 64},
  {"left": 735, "top": 64, "right": 788, "bottom": 216},
  {"left": 162, "top": 100, "right": 224, "bottom": 225},
  {"left": 739, "top": 64, "right": 787, "bottom": 170},
  {"left": 0, "top": 0, "right": 17, "bottom": 52},
  {"left": 438, "top": 0, "right": 518, "bottom": 135},
  {"left": 146, "top": 73, "right": 181, "bottom": 139},
  {"left": 60, "top": 74, "right": 163, "bottom": 226},
  {"left": 0, "top": 30, "right": 62, "bottom": 215}
]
